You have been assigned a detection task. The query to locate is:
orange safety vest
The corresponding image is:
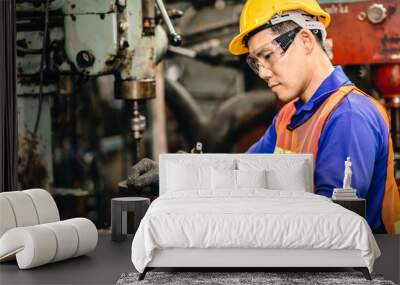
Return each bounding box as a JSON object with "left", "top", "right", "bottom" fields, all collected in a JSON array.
[{"left": 273, "top": 85, "right": 400, "bottom": 234}]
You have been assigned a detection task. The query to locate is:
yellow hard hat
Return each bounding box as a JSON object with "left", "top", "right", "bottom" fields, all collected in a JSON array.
[{"left": 229, "top": 0, "right": 331, "bottom": 55}]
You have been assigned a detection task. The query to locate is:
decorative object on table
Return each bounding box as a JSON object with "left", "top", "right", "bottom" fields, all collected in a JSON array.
[
  {"left": 343, "top": 156, "right": 352, "bottom": 189},
  {"left": 0, "top": 189, "right": 98, "bottom": 269},
  {"left": 111, "top": 197, "right": 150, "bottom": 242},
  {"left": 116, "top": 271, "right": 395, "bottom": 285},
  {"left": 332, "top": 188, "right": 358, "bottom": 200},
  {"left": 333, "top": 157, "right": 358, "bottom": 200}
]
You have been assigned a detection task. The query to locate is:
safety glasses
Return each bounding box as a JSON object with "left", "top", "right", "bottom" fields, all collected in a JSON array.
[{"left": 246, "top": 27, "right": 302, "bottom": 75}]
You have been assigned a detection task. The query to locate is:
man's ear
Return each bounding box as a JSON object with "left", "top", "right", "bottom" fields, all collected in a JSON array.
[{"left": 299, "top": 29, "right": 315, "bottom": 55}]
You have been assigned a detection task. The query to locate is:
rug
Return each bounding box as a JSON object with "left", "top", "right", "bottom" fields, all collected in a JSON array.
[{"left": 116, "top": 271, "right": 396, "bottom": 285}]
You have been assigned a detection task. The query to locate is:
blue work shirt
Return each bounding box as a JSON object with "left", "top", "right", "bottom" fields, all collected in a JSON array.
[{"left": 247, "top": 66, "right": 389, "bottom": 232}]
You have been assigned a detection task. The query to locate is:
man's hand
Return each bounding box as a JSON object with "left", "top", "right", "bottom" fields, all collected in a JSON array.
[
  {"left": 126, "top": 143, "right": 202, "bottom": 190},
  {"left": 126, "top": 158, "right": 159, "bottom": 189}
]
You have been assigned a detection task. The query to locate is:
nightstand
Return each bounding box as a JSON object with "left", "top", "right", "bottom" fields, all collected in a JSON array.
[
  {"left": 331, "top": 198, "right": 366, "bottom": 218},
  {"left": 111, "top": 197, "right": 150, "bottom": 242}
]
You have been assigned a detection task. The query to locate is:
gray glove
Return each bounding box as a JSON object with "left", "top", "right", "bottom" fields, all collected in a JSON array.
[
  {"left": 126, "top": 142, "right": 203, "bottom": 190},
  {"left": 126, "top": 158, "right": 159, "bottom": 189}
]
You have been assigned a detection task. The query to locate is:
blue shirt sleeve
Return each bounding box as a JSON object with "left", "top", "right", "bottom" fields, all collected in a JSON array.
[
  {"left": 246, "top": 116, "right": 277, "bottom": 153},
  {"left": 314, "top": 102, "right": 379, "bottom": 199},
  {"left": 315, "top": 94, "right": 389, "bottom": 232}
]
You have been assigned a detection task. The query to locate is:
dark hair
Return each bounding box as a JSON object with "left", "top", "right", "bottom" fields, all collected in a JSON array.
[{"left": 270, "top": 20, "right": 326, "bottom": 53}]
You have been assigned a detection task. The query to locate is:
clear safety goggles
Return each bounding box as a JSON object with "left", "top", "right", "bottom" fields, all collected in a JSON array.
[{"left": 246, "top": 27, "right": 302, "bottom": 75}]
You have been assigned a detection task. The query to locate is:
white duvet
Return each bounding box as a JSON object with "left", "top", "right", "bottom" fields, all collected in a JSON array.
[{"left": 131, "top": 190, "right": 380, "bottom": 273}]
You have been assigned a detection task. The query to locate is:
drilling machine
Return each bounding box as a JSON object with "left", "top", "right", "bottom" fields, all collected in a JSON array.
[
  {"left": 319, "top": 0, "right": 400, "bottom": 184},
  {"left": 16, "top": 0, "right": 181, "bottom": 188}
]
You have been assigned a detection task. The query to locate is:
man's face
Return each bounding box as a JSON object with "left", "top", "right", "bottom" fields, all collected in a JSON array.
[{"left": 247, "top": 28, "right": 308, "bottom": 103}]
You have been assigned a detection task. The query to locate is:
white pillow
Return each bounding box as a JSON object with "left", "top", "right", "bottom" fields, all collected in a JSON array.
[
  {"left": 266, "top": 165, "right": 307, "bottom": 191},
  {"left": 236, "top": 169, "right": 267, "bottom": 189},
  {"left": 237, "top": 158, "right": 309, "bottom": 192},
  {"left": 167, "top": 162, "right": 211, "bottom": 191},
  {"left": 211, "top": 168, "right": 237, "bottom": 190},
  {"left": 211, "top": 169, "right": 268, "bottom": 191}
]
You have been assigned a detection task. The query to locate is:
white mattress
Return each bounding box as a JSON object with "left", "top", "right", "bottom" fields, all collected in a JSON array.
[{"left": 131, "top": 190, "right": 380, "bottom": 273}]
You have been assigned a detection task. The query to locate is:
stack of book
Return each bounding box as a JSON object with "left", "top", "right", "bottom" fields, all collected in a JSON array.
[{"left": 332, "top": 188, "right": 358, "bottom": 200}]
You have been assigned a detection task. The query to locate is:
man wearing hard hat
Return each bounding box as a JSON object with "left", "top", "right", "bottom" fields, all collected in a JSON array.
[
  {"left": 228, "top": 0, "right": 400, "bottom": 234},
  {"left": 127, "top": 0, "right": 400, "bottom": 234}
]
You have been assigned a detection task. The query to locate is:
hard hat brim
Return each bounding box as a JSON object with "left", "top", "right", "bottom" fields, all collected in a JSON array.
[{"left": 228, "top": 32, "right": 249, "bottom": 56}]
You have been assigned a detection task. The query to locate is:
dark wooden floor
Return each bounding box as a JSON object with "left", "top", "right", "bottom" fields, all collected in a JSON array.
[
  {"left": 1, "top": 233, "right": 398, "bottom": 285},
  {"left": 0, "top": 232, "right": 134, "bottom": 285}
]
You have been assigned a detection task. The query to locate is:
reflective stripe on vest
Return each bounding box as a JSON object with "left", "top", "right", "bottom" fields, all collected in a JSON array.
[{"left": 273, "top": 85, "right": 400, "bottom": 234}]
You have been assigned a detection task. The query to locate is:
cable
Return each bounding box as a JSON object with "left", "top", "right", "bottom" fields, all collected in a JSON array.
[{"left": 33, "top": 0, "right": 50, "bottom": 135}]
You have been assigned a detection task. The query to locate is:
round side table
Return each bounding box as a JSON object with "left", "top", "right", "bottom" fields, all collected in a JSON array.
[{"left": 111, "top": 197, "right": 150, "bottom": 242}]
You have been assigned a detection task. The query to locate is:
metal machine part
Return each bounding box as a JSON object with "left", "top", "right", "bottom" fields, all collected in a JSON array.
[
  {"left": 130, "top": 100, "right": 147, "bottom": 161},
  {"left": 165, "top": 76, "right": 277, "bottom": 153},
  {"left": 158, "top": 1, "right": 277, "bottom": 159},
  {"left": 114, "top": 0, "right": 157, "bottom": 161},
  {"left": 372, "top": 64, "right": 400, "bottom": 152},
  {"left": 167, "top": 39, "right": 238, "bottom": 67},
  {"left": 155, "top": 0, "right": 182, "bottom": 46},
  {"left": 168, "top": 2, "right": 247, "bottom": 121},
  {"left": 321, "top": 0, "right": 399, "bottom": 64},
  {"left": 366, "top": 3, "right": 388, "bottom": 24},
  {"left": 112, "top": 0, "right": 181, "bottom": 162},
  {"left": 16, "top": 0, "right": 180, "bottom": 189}
]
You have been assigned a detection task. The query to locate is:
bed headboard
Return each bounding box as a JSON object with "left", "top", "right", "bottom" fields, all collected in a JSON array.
[{"left": 159, "top": 153, "right": 313, "bottom": 195}]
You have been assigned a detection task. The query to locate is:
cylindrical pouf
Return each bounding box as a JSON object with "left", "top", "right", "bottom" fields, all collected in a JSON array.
[
  {"left": 0, "top": 196, "right": 17, "bottom": 237},
  {"left": 0, "top": 225, "right": 57, "bottom": 269},
  {"left": 111, "top": 197, "right": 150, "bottom": 242},
  {"left": 65, "top": 218, "right": 98, "bottom": 257},
  {"left": 0, "top": 192, "right": 39, "bottom": 227},
  {"left": 0, "top": 218, "right": 98, "bottom": 269},
  {"left": 24, "top": 189, "right": 60, "bottom": 223},
  {"left": 42, "top": 221, "right": 79, "bottom": 262}
]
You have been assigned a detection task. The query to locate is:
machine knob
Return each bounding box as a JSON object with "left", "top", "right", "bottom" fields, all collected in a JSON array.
[
  {"left": 169, "top": 33, "right": 182, "bottom": 47},
  {"left": 367, "top": 3, "right": 387, "bottom": 24},
  {"left": 156, "top": 0, "right": 182, "bottom": 47},
  {"left": 76, "top": 50, "right": 95, "bottom": 68}
]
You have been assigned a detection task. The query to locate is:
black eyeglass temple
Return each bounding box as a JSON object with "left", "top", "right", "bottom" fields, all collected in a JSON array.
[{"left": 274, "top": 27, "right": 302, "bottom": 53}]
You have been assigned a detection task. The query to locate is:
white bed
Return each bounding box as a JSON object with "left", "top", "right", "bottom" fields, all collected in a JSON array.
[{"left": 131, "top": 154, "right": 380, "bottom": 280}]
